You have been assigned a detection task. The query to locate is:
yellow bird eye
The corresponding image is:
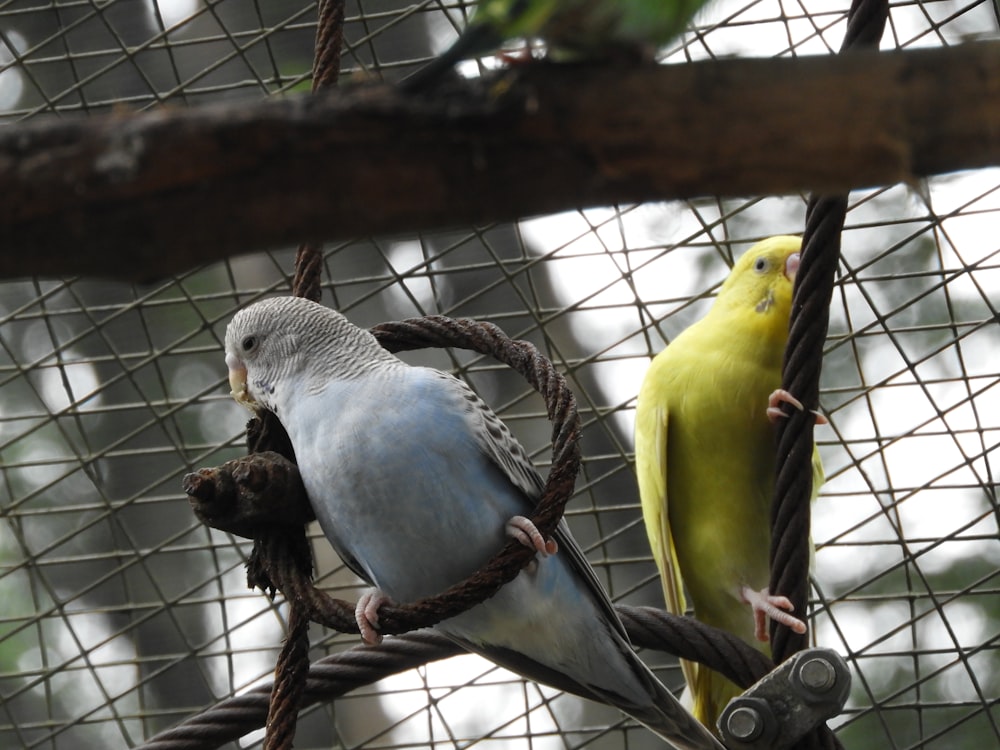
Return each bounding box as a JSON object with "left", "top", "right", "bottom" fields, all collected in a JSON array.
[{"left": 753, "top": 257, "right": 770, "bottom": 273}]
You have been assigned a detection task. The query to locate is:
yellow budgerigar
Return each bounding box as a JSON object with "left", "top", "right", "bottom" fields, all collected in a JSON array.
[{"left": 635, "top": 236, "right": 824, "bottom": 730}]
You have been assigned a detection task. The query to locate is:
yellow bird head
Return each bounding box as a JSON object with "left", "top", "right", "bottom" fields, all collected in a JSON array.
[{"left": 712, "top": 235, "right": 802, "bottom": 322}]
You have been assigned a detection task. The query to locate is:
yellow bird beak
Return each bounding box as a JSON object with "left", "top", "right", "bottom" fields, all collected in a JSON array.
[
  {"left": 785, "top": 252, "right": 801, "bottom": 283},
  {"left": 225, "top": 352, "right": 257, "bottom": 412}
]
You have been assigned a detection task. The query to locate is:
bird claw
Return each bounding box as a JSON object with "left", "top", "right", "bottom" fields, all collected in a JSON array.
[
  {"left": 496, "top": 44, "right": 537, "bottom": 67},
  {"left": 766, "top": 389, "right": 828, "bottom": 425},
  {"left": 356, "top": 588, "right": 393, "bottom": 645},
  {"left": 741, "top": 585, "right": 807, "bottom": 642},
  {"left": 506, "top": 515, "right": 558, "bottom": 556}
]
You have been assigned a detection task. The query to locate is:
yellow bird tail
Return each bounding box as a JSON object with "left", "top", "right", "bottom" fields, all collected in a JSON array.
[{"left": 690, "top": 665, "right": 742, "bottom": 733}]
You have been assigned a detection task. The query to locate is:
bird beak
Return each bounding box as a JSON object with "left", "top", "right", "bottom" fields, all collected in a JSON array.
[
  {"left": 785, "top": 252, "right": 801, "bottom": 283},
  {"left": 226, "top": 352, "right": 256, "bottom": 411}
]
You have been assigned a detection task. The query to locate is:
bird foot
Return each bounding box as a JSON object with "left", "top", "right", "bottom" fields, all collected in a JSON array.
[
  {"left": 496, "top": 44, "right": 537, "bottom": 67},
  {"left": 356, "top": 588, "right": 393, "bottom": 645},
  {"left": 741, "top": 585, "right": 807, "bottom": 642},
  {"left": 766, "top": 389, "right": 828, "bottom": 425},
  {"left": 506, "top": 515, "right": 558, "bottom": 556}
]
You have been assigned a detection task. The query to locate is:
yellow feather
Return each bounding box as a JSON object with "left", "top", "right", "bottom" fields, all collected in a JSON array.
[{"left": 635, "top": 236, "right": 824, "bottom": 730}]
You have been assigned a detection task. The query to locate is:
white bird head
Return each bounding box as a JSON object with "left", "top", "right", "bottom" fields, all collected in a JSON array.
[{"left": 224, "top": 296, "right": 394, "bottom": 415}]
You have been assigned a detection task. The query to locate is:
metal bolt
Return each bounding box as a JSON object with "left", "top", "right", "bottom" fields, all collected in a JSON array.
[
  {"left": 726, "top": 705, "right": 765, "bottom": 741},
  {"left": 798, "top": 657, "right": 837, "bottom": 693}
]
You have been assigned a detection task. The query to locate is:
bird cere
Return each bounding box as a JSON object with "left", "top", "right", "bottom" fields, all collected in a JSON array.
[
  {"left": 635, "top": 236, "right": 825, "bottom": 729},
  {"left": 225, "top": 296, "right": 722, "bottom": 750}
]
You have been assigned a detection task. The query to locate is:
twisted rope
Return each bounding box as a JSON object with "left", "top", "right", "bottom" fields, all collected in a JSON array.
[
  {"left": 769, "top": 198, "right": 847, "bottom": 661},
  {"left": 769, "top": 1, "right": 887, "bottom": 748},
  {"left": 290, "top": 0, "right": 346, "bottom": 305},
  {"left": 249, "top": 2, "right": 346, "bottom": 745},
  {"left": 139, "top": 632, "right": 459, "bottom": 750},
  {"left": 770, "top": 0, "right": 889, "bottom": 659},
  {"left": 311, "top": 0, "right": 346, "bottom": 91}
]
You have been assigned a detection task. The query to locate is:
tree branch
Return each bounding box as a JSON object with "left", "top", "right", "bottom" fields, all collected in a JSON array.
[{"left": 2, "top": 42, "right": 998, "bottom": 281}]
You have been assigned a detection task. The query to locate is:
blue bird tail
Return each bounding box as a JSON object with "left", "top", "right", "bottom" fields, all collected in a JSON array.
[
  {"left": 590, "top": 638, "right": 723, "bottom": 750},
  {"left": 449, "top": 632, "right": 721, "bottom": 750},
  {"left": 616, "top": 670, "right": 722, "bottom": 750}
]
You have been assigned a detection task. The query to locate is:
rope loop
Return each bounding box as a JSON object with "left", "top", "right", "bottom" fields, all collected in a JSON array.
[
  {"left": 252, "top": 315, "right": 582, "bottom": 637},
  {"left": 254, "top": 1, "right": 347, "bottom": 746}
]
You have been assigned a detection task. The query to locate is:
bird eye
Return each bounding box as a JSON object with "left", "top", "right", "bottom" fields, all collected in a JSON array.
[
  {"left": 241, "top": 335, "right": 258, "bottom": 353},
  {"left": 754, "top": 257, "right": 770, "bottom": 273}
]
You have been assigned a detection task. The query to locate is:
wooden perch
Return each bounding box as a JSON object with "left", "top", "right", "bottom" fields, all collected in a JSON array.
[{"left": 1, "top": 42, "right": 999, "bottom": 282}]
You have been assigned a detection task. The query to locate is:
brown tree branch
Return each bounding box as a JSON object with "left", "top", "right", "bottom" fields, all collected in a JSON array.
[{"left": 2, "top": 42, "right": 999, "bottom": 281}]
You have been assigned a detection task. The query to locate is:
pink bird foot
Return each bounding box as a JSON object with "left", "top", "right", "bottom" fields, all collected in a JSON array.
[
  {"left": 506, "top": 515, "right": 558, "bottom": 556},
  {"left": 766, "top": 389, "right": 828, "bottom": 425},
  {"left": 496, "top": 46, "right": 536, "bottom": 67},
  {"left": 356, "top": 588, "right": 394, "bottom": 645},
  {"left": 741, "top": 585, "right": 808, "bottom": 642}
]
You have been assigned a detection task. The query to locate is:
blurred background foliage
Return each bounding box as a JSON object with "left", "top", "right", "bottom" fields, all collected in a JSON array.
[{"left": 1, "top": 0, "right": 998, "bottom": 748}]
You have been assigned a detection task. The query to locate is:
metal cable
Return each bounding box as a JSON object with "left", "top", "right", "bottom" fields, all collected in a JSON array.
[
  {"left": 769, "top": 1, "right": 889, "bottom": 748},
  {"left": 141, "top": 605, "right": 851, "bottom": 750}
]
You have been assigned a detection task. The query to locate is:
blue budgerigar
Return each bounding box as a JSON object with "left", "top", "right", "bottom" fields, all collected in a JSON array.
[{"left": 224, "top": 296, "right": 721, "bottom": 750}]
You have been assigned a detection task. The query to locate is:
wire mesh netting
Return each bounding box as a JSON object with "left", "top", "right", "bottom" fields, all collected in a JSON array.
[{"left": 2, "top": 0, "right": 999, "bottom": 748}]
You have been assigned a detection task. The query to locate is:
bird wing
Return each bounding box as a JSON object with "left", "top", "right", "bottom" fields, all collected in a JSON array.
[
  {"left": 635, "top": 371, "right": 699, "bottom": 691},
  {"left": 431, "top": 368, "right": 630, "bottom": 641}
]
